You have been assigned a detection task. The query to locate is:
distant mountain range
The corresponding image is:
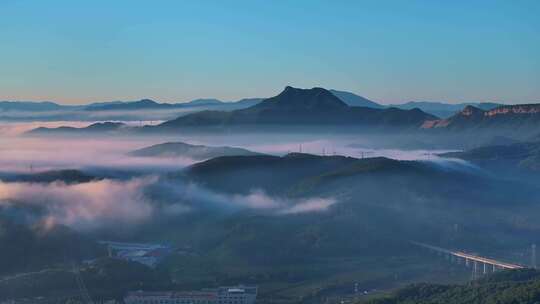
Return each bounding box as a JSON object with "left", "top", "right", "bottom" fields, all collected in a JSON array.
[
  {"left": 84, "top": 99, "right": 166, "bottom": 111},
  {"left": 128, "top": 141, "right": 261, "bottom": 160},
  {"left": 0, "top": 101, "right": 76, "bottom": 112},
  {"left": 28, "top": 122, "right": 127, "bottom": 135},
  {"left": 1, "top": 89, "right": 522, "bottom": 120},
  {"left": 28, "top": 86, "right": 437, "bottom": 134},
  {"left": 422, "top": 104, "right": 540, "bottom": 133},
  {"left": 0, "top": 97, "right": 263, "bottom": 113},
  {"left": 153, "top": 86, "right": 436, "bottom": 130},
  {"left": 14, "top": 86, "right": 540, "bottom": 136},
  {"left": 326, "top": 93, "right": 503, "bottom": 118},
  {"left": 388, "top": 101, "right": 502, "bottom": 118},
  {"left": 84, "top": 97, "right": 263, "bottom": 111}
]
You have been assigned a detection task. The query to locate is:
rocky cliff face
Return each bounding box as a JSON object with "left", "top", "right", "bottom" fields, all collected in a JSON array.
[
  {"left": 421, "top": 104, "right": 540, "bottom": 131},
  {"left": 484, "top": 104, "right": 540, "bottom": 116}
]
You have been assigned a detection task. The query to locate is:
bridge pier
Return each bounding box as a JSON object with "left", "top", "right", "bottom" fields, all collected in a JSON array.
[{"left": 410, "top": 241, "right": 524, "bottom": 275}]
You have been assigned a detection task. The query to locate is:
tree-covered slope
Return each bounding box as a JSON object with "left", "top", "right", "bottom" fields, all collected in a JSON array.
[
  {"left": 365, "top": 269, "right": 540, "bottom": 304},
  {"left": 128, "top": 141, "right": 261, "bottom": 160}
]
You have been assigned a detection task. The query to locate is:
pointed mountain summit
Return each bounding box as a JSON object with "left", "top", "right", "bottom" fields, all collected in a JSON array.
[
  {"left": 154, "top": 86, "right": 436, "bottom": 130},
  {"left": 27, "top": 86, "right": 438, "bottom": 135},
  {"left": 253, "top": 86, "right": 348, "bottom": 110},
  {"left": 459, "top": 105, "right": 485, "bottom": 117}
]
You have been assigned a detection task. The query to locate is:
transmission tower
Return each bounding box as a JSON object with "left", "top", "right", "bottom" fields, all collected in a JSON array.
[
  {"left": 532, "top": 244, "right": 537, "bottom": 269},
  {"left": 73, "top": 262, "right": 94, "bottom": 304}
]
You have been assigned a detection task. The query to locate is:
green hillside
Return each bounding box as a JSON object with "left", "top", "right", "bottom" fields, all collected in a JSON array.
[{"left": 365, "top": 269, "right": 540, "bottom": 304}]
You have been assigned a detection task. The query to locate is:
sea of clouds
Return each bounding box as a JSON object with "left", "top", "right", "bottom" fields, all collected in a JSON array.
[{"left": 0, "top": 121, "right": 471, "bottom": 233}]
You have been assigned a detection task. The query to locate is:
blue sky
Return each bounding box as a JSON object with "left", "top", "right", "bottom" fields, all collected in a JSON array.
[{"left": 0, "top": 0, "right": 538, "bottom": 104}]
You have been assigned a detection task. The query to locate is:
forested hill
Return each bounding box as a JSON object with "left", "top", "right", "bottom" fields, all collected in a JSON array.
[{"left": 364, "top": 269, "right": 540, "bottom": 304}]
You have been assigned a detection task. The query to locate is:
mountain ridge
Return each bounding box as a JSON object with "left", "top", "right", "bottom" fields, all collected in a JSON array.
[
  {"left": 389, "top": 101, "right": 502, "bottom": 118},
  {"left": 329, "top": 89, "right": 383, "bottom": 108},
  {"left": 128, "top": 141, "right": 261, "bottom": 160},
  {"left": 441, "top": 140, "right": 540, "bottom": 172},
  {"left": 422, "top": 103, "right": 540, "bottom": 132},
  {"left": 156, "top": 86, "right": 437, "bottom": 130},
  {"left": 27, "top": 122, "right": 127, "bottom": 135}
]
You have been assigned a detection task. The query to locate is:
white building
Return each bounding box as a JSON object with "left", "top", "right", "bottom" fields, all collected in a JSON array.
[
  {"left": 125, "top": 291, "right": 216, "bottom": 304},
  {"left": 214, "top": 286, "right": 258, "bottom": 304},
  {"left": 125, "top": 286, "right": 257, "bottom": 304}
]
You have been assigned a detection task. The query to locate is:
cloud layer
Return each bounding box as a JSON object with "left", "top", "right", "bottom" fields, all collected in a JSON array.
[
  {"left": 0, "top": 177, "right": 337, "bottom": 232},
  {"left": 0, "top": 177, "right": 156, "bottom": 231}
]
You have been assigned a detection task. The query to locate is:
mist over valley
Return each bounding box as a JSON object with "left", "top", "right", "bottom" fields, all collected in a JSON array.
[{"left": 1, "top": 85, "right": 540, "bottom": 303}]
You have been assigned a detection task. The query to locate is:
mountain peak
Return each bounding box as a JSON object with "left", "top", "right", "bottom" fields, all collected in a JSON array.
[
  {"left": 156, "top": 86, "right": 436, "bottom": 129},
  {"left": 284, "top": 85, "right": 295, "bottom": 91},
  {"left": 460, "top": 105, "right": 484, "bottom": 116},
  {"left": 128, "top": 141, "right": 260, "bottom": 159},
  {"left": 85, "top": 122, "right": 126, "bottom": 130},
  {"left": 254, "top": 86, "right": 348, "bottom": 110}
]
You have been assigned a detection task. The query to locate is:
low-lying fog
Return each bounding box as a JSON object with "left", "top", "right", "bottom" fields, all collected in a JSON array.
[
  {"left": 0, "top": 121, "right": 468, "bottom": 233},
  {"left": 0, "top": 121, "right": 461, "bottom": 172}
]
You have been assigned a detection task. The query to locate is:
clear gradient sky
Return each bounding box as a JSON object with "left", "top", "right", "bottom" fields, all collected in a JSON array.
[{"left": 0, "top": 0, "right": 539, "bottom": 104}]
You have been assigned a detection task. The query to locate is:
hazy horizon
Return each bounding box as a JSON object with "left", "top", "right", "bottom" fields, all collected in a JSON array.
[{"left": 0, "top": 85, "right": 537, "bottom": 106}]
